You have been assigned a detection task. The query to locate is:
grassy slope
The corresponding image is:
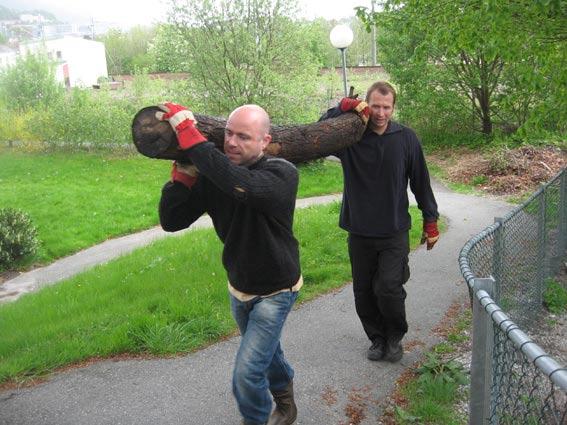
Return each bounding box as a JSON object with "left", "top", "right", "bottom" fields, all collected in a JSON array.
[{"left": 0, "top": 149, "right": 343, "bottom": 266}]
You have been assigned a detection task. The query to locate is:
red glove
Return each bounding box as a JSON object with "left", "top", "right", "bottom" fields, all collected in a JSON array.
[
  {"left": 339, "top": 98, "right": 370, "bottom": 125},
  {"left": 171, "top": 161, "right": 198, "bottom": 189},
  {"left": 421, "top": 221, "right": 439, "bottom": 250},
  {"left": 156, "top": 102, "right": 207, "bottom": 150}
]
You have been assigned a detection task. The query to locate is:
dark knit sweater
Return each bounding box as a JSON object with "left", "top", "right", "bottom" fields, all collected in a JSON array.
[
  {"left": 321, "top": 107, "right": 439, "bottom": 237},
  {"left": 159, "top": 142, "right": 301, "bottom": 295}
]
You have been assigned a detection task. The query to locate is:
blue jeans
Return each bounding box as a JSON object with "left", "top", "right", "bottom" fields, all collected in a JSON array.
[{"left": 230, "top": 290, "right": 298, "bottom": 425}]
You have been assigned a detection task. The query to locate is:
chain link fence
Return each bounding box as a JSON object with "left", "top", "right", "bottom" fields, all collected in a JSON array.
[{"left": 459, "top": 168, "right": 567, "bottom": 424}]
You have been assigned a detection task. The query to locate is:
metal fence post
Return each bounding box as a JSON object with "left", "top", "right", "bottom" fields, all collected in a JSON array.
[
  {"left": 469, "top": 277, "right": 496, "bottom": 425},
  {"left": 492, "top": 218, "right": 504, "bottom": 302},
  {"left": 560, "top": 169, "right": 567, "bottom": 261},
  {"left": 537, "top": 186, "right": 548, "bottom": 311}
]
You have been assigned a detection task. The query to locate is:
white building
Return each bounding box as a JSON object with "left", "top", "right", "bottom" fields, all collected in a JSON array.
[
  {"left": 19, "top": 36, "right": 108, "bottom": 88},
  {"left": 0, "top": 45, "right": 17, "bottom": 70},
  {"left": 19, "top": 14, "right": 47, "bottom": 24}
]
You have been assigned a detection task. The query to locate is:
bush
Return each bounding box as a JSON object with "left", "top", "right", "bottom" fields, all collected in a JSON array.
[
  {"left": 0, "top": 208, "right": 39, "bottom": 270},
  {"left": 0, "top": 52, "right": 64, "bottom": 111},
  {"left": 544, "top": 278, "right": 567, "bottom": 314}
]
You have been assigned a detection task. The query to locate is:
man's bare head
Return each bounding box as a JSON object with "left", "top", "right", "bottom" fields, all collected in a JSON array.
[{"left": 224, "top": 105, "right": 272, "bottom": 166}]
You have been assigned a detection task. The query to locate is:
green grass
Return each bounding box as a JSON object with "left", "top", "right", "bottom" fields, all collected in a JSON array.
[
  {"left": 296, "top": 160, "right": 343, "bottom": 198},
  {"left": 0, "top": 202, "right": 425, "bottom": 384},
  {"left": 399, "top": 378, "right": 464, "bottom": 424},
  {"left": 0, "top": 148, "right": 168, "bottom": 264},
  {"left": 0, "top": 149, "right": 343, "bottom": 268},
  {"left": 544, "top": 278, "right": 567, "bottom": 314},
  {"left": 396, "top": 309, "right": 471, "bottom": 425},
  {"left": 318, "top": 69, "right": 390, "bottom": 112}
]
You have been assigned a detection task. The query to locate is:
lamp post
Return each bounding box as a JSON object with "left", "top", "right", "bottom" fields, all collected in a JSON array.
[{"left": 330, "top": 24, "right": 354, "bottom": 97}]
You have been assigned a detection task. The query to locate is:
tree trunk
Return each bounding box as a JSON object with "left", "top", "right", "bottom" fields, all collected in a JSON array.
[
  {"left": 131, "top": 106, "right": 366, "bottom": 164},
  {"left": 478, "top": 91, "right": 492, "bottom": 135}
]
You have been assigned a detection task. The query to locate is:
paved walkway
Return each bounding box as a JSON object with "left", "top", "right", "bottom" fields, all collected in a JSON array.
[{"left": 0, "top": 182, "right": 513, "bottom": 425}]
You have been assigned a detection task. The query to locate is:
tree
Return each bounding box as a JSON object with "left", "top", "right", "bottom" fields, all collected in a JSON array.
[
  {"left": 99, "top": 26, "right": 157, "bottom": 75},
  {"left": 0, "top": 5, "right": 17, "bottom": 20},
  {"left": 347, "top": 17, "right": 374, "bottom": 66},
  {"left": 357, "top": 0, "right": 566, "bottom": 140},
  {"left": 298, "top": 18, "right": 337, "bottom": 68},
  {"left": 298, "top": 17, "right": 376, "bottom": 68},
  {"left": 0, "top": 51, "right": 63, "bottom": 111},
  {"left": 148, "top": 24, "right": 189, "bottom": 73},
  {"left": 157, "top": 0, "right": 320, "bottom": 123}
]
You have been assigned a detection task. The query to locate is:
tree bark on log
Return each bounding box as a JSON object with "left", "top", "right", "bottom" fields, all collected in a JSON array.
[{"left": 131, "top": 106, "right": 366, "bottom": 164}]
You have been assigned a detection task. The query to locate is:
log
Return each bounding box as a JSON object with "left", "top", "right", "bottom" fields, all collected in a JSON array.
[{"left": 131, "top": 106, "right": 366, "bottom": 164}]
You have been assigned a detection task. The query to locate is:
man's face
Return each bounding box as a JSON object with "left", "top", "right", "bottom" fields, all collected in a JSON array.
[
  {"left": 224, "top": 109, "right": 271, "bottom": 166},
  {"left": 368, "top": 90, "right": 395, "bottom": 134}
]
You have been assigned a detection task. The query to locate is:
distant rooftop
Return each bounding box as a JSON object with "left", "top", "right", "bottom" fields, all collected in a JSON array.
[{"left": 0, "top": 44, "right": 16, "bottom": 53}]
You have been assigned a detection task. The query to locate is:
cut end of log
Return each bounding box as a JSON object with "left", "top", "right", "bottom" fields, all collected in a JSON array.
[
  {"left": 265, "top": 142, "right": 282, "bottom": 156},
  {"left": 131, "top": 106, "right": 179, "bottom": 159}
]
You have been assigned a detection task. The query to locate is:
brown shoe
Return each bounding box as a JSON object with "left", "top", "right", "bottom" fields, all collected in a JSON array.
[{"left": 267, "top": 381, "right": 297, "bottom": 425}]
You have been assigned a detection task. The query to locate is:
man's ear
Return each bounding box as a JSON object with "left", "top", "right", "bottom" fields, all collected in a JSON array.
[{"left": 261, "top": 134, "right": 272, "bottom": 150}]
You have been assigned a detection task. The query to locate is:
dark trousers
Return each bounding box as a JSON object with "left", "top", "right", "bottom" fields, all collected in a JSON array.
[{"left": 348, "top": 231, "right": 410, "bottom": 344}]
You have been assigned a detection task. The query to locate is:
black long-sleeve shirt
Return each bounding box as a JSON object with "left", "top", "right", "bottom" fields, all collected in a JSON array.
[
  {"left": 321, "top": 107, "right": 439, "bottom": 237},
  {"left": 159, "top": 142, "right": 301, "bottom": 295},
  {"left": 336, "top": 121, "right": 439, "bottom": 237}
]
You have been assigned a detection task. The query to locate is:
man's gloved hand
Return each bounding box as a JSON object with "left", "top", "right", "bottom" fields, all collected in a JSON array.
[
  {"left": 421, "top": 220, "right": 439, "bottom": 250},
  {"left": 171, "top": 161, "right": 199, "bottom": 189},
  {"left": 339, "top": 98, "right": 369, "bottom": 125},
  {"left": 156, "top": 102, "right": 207, "bottom": 150}
]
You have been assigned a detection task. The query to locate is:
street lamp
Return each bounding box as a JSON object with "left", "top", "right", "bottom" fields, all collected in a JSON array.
[{"left": 330, "top": 24, "right": 354, "bottom": 97}]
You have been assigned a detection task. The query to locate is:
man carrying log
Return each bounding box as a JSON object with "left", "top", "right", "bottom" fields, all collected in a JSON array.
[
  {"left": 320, "top": 81, "right": 439, "bottom": 363},
  {"left": 157, "top": 102, "right": 301, "bottom": 425}
]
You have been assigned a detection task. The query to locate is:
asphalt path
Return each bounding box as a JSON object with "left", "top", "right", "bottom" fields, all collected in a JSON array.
[{"left": 0, "top": 181, "right": 513, "bottom": 425}]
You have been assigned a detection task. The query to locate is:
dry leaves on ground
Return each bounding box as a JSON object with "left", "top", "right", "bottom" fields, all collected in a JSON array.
[{"left": 429, "top": 146, "right": 566, "bottom": 196}]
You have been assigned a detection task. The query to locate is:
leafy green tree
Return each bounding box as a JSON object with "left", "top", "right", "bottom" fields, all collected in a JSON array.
[
  {"left": 298, "top": 18, "right": 337, "bottom": 68},
  {"left": 99, "top": 26, "right": 157, "bottom": 75},
  {"left": 158, "top": 0, "right": 320, "bottom": 123},
  {"left": 0, "top": 5, "right": 17, "bottom": 20},
  {"left": 347, "top": 17, "right": 373, "bottom": 66},
  {"left": 148, "top": 24, "right": 190, "bottom": 73},
  {"left": 357, "top": 0, "right": 566, "bottom": 141},
  {"left": 0, "top": 51, "right": 63, "bottom": 111},
  {"left": 298, "top": 17, "right": 376, "bottom": 68}
]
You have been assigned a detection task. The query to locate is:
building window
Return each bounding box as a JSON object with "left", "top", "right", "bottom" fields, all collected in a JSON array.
[{"left": 56, "top": 51, "right": 62, "bottom": 59}]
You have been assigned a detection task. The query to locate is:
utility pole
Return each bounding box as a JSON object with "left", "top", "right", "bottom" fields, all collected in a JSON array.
[{"left": 371, "top": 0, "right": 377, "bottom": 65}]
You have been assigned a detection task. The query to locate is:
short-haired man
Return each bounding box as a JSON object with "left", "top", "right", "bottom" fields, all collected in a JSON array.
[
  {"left": 320, "top": 81, "right": 439, "bottom": 363},
  {"left": 158, "top": 103, "right": 301, "bottom": 425}
]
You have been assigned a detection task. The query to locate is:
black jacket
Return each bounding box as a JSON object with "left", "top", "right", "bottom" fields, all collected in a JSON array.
[
  {"left": 159, "top": 142, "right": 301, "bottom": 295},
  {"left": 321, "top": 107, "right": 439, "bottom": 237}
]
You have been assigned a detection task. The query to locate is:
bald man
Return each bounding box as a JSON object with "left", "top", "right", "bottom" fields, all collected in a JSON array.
[{"left": 157, "top": 103, "right": 301, "bottom": 425}]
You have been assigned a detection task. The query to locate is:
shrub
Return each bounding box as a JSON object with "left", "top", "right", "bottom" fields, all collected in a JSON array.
[
  {"left": 471, "top": 175, "right": 488, "bottom": 186},
  {"left": 544, "top": 278, "right": 567, "bottom": 314},
  {"left": 417, "top": 352, "right": 467, "bottom": 385},
  {"left": 0, "top": 51, "right": 64, "bottom": 111},
  {"left": 0, "top": 208, "right": 39, "bottom": 270}
]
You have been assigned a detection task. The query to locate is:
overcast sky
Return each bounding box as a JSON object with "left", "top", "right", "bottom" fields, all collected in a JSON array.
[{"left": 1, "top": 0, "right": 374, "bottom": 28}]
